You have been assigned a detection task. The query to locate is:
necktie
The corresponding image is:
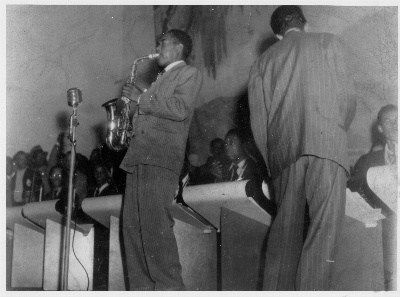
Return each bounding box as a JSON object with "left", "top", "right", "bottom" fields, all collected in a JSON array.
[
  {"left": 231, "top": 165, "right": 239, "bottom": 181},
  {"left": 157, "top": 69, "right": 165, "bottom": 80}
]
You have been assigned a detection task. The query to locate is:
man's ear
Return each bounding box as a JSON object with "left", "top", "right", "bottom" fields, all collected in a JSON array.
[
  {"left": 276, "top": 34, "right": 283, "bottom": 40},
  {"left": 377, "top": 124, "right": 383, "bottom": 134},
  {"left": 303, "top": 23, "right": 309, "bottom": 32}
]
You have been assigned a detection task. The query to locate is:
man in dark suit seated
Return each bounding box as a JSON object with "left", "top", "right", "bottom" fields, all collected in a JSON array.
[
  {"left": 348, "top": 104, "right": 397, "bottom": 212},
  {"left": 198, "top": 137, "right": 231, "bottom": 184},
  {"left": 86, "top": 163, "right": 118, "bottom": 290},
  {"left": 211, "top": 129, "right": 259, "bottom": 182},
  {"left": 91, "top": 163, "right": 119, "bottom": 197},
  {"left": 347, "top": 104, "right": 397, "bottom": 290}
]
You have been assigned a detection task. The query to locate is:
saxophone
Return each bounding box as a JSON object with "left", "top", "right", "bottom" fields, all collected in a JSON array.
[{"left": 102, "top": 53, "right": 159, "bottom": 152}]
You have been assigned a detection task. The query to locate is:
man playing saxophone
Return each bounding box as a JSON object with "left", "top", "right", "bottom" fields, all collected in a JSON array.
[{"left": 119, "top": 29, "right": 203, "bottom": 290}]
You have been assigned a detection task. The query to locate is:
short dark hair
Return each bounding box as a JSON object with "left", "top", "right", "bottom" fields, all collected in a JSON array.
[
  {"left": 13, "top": 150, "right": 26, "bottom": 161},
  {"left": 377, "top": 104, "right": 398, "bottom": 125},
  {"left": 270, "top": 5, "right": 307, "bottom": 36},
  {"left": 210, "top": 137, "right": 224, "bottom": 148},
  {"left": 48, "top": 165, "right": 66, "bottom": 185},
  {"left": 167, "top": 29, "right": 193, "bottom": 60},
  {"left": 225, "top": 128, "right": 246, "bottom": 143}
]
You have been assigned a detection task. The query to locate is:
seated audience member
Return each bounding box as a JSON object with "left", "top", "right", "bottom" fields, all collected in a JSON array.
[
  {"left": 23, "top": 145, "right": 50, "bottom": 203},
  {"left": 87, "top": 148, "right": 102, "bottom": 195},
  {"left": 100, "top": 145, "right": 126, "bottom": 194},
  {"left": 89, "top": 147, "right": 102, "bottom": 164},
  {"left": 200, "top": 137, "right": 231, "bottom": 184},
  {"left": 89, "top": 162, "right": 118, "bottom": 291},
  {"left": 347, "top": 104, "right": 397, "bottom": 290},
  {"left": 6, "top": 156, "right": 17, "bottom": 207},
  {"left": 63, "top": 151, "right": 88, "bottom": 205},
  {"left": 23, "top": 134, "right": 65, "bottom": 203},
  {"left": 211, "top": 129, "right": 259, "bottom": 182},
  {"left": 43, "top": 165, "right": 68, "bottom": 201},
  {"left": 11, "top": 151, "right": 28, "bottom": 206},
  {"left": 347, "top": 104, "right": 397, "bottom": 211},
  {"left": 91, "top": 163, "right": 119, "bottom": 197}
]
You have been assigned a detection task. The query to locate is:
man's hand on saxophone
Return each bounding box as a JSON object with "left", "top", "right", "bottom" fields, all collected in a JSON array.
[{"left": 121, "top": 83, "right": 143, "bottom": 104}]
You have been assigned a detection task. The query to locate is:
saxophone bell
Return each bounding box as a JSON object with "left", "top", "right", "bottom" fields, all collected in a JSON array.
[
  {"left": 102, "top": 53, "right": 158, "bottom": 152},
  {"left": 102, "top": 98, "right": 129, "bottom": 152}
]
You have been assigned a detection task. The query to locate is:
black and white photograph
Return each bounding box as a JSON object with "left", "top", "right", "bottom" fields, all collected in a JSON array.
[{"left": 4, "top": 1, "right": 398, "bottom": 292}]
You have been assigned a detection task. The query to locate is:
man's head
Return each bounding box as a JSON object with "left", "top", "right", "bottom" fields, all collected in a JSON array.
[
  {"left": 270, "top": 5, "right": 307, "bottom": 38},
  {"left": 156, "top": 29, "right": 192, "bottom": 67},
  {"left": 224, "top": 129, "right": 246, "bottom": 163},
  {"left": 210, "top": 138, "right": 225, "bottom": 157},
  {"left": 30, "top": 145, "right": 48, "bottom": 168},
  {"left": 94, "top": 163, "right": 109, "bottom": 188},
  {"left": 13, "top": 151, "right": 28, "bottom": 170},
  {"left": 377, "top": 104, "right": 398, "bottom": 143},
  {"left": 89, "top": 148, "right": 102, "bottom": 164},
  {"left": 49, "top": 166, "right": 64, "bottom": 188}
]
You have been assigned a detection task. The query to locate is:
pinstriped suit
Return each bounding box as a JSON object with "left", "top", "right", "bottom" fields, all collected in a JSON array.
[
  {"left": 120, "top": 61, "right": 203, "bottom": 290},
  {"left": 248, "top": 31, "right": 356, "bottom": 290}
]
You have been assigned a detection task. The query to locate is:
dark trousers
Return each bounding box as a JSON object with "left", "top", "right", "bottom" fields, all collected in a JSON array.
[
  {"left": 122, "top": 164, "right": 185, "bottom": 290},
  {"left": 263, "top": 156, "right": 347, "bottom": 290}
]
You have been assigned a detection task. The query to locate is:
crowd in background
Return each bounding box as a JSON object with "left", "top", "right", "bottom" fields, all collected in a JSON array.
[
  {"left": 6, "top": 132, "right": 126, "bottom": 208},
  {"left": 6, "top": 103, "right": 397, "bottom": 215},
  {"left": 6, "top": 127, "right": 270, "bottom": 209}
]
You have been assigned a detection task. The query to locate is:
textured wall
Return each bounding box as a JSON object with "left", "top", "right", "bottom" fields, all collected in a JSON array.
[{"left": 6, "top": 5, "right": 157, "bottom": 157}]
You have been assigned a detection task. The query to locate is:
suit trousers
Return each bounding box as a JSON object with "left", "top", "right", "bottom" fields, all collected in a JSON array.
[
  {"left": 263, "top": 156, "right": 346, "bottom": 291},
  {"left": 122, "top": 164, "right": 185, "bottom": 290}
]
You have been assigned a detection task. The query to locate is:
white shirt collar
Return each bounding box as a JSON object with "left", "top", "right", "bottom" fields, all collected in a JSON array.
[
  {"left": 229, "top": 158, "right": 248, "bottom": 181},
  {"left": 164, "top": 60, "right": 184, "bottom": 72},
  {"left": 230, "top": 158, "right": 247, "bottom": 170},
  {"left": 98, "top": 183, "right": 109, "bottom": 194},
  {"left": 384, "top": 142, "right": 397, "bottom": 165},
  {"left": 285, "top": 28, "right": 302, "bottom": 35}
]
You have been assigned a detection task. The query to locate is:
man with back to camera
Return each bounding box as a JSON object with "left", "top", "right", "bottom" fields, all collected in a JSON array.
[
  {"left": 248, "top": 6, "right": 356, "bottom": 290},
  {"left": 119, "top": 29, "right": 203, "bottom": 290}
]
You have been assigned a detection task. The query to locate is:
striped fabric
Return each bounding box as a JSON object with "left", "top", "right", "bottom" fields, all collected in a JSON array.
[
  {"left": 248, "top": 31, "right": 356, "bottom": 290},
  {"left": 262, "top": 156, "right": 346, "bottom": 290},
  {"left": 120, "top": 62, "right": 203, "bottom": 175},
  {"left": 248, "top": 31, "right": 356, "bottom": 179},
  {"left": 122, "top": 165, "right": 185, "bottom": 290},
  {"left": 120, "top": 62, "right": 203, "bottom": 290}
]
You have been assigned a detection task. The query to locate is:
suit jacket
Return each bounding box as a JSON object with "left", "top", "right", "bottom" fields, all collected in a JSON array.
[
  {"left": 347, "top": 149, "right": 394, "bottom": 215},
  {"left": 248, "top": 31, "right": 356, "bottom": 179},
  {"left": 347, "top": 149, "right": 385, "bottom": 192},
  {"left": 120, "top": 62, "right": 203, "bottom": 175},
  {"left": 91, "top": 183, "right": 119, "bottom": 197},
  {"left": 223, "top": 158, "right": 259, "bottom": 182},
  {"left": 43, "top": 186, "right": 68, "bottom": 202}
]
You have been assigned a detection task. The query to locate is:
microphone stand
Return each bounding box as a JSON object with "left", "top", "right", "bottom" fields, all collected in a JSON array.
[{"left": 60, "top": 105, "right": 79, "bottom": 290}]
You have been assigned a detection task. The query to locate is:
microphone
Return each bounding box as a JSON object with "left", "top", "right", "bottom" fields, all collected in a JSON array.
[{"left": 67, "top": 88, "right": 82, "bottom": 107}]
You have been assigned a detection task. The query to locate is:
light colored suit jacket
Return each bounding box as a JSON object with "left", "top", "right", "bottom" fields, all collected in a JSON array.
[
  {"left": 248, "top": 31, "right": 356, "bottom": 179},
  {"left": 120, "top": 61, "right": 203, "bottom": 175}
]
